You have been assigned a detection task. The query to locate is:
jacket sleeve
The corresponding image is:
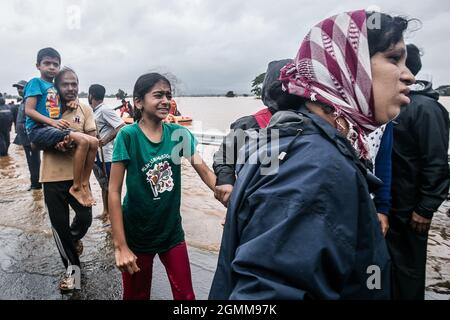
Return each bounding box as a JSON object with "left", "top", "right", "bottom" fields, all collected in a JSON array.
[
  {"left": 412, "top": 101, "right": 449, "bottom": 219},
  {"left": 213, "top": 115, "right": 259, "bottom": 186},
  {"left": 227, "top": 157, "right": 359, "bottom": 299},
  {"left": 373, "top": 122, "right": 393, "bottom": 215}
]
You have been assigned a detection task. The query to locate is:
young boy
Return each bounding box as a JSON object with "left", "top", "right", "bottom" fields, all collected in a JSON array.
[{"left": 24, "top": 47, "right": 98, "bottom": 207}]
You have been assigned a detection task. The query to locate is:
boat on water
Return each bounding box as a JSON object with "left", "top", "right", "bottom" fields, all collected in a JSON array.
[
  {"left": 121, "top": 115, "right": 193, "bottom": 126},
  {"left": 121, "top": 99, "right": 192, "bottom": 125},
  {"left": 167, "top": 115, "right": 193, "bottom": 125}
]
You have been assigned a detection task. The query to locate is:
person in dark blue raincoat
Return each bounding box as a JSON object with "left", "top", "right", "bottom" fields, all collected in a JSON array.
[{"left": 209, "top": 10, "right": 416, "bottom": 300}]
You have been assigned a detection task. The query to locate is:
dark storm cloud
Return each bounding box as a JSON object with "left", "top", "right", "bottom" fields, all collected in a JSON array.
[{"left": 1, "top": 0, "right": 449, "bottom": 95}]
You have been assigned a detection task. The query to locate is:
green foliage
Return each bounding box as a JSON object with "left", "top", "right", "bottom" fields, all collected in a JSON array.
[
  {"left": 251, "top": 72, "right": 266, "bottom": 98},
  {"left": 115, "top": 89, "right": 128, "bottom": 100}
]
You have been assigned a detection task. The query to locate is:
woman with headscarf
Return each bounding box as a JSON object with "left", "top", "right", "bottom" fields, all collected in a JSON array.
[{"left": 209, "top": 10, "right": 415, "bottom": 300}]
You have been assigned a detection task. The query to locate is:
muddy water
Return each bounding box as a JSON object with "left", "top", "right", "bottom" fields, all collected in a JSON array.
[
  {"left": 426, "top": 201, "right": 450, "bottom": 299},
  {"left": 0, "top": 139, "right": 226, "bottom": 299},
  {"left": 1, "top": 98, "right": 450, "bottom": 299}
]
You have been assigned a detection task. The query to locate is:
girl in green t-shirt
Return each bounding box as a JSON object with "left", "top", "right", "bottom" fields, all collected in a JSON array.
[{"left": 109, "top": 73, "right": 216, "bottom": 300}]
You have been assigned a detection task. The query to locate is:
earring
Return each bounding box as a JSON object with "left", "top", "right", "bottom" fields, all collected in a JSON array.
[{"left": 335, "top": 117, "right": 346, "bottom": 132}]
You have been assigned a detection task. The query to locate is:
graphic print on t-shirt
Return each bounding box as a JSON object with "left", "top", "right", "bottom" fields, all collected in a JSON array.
[
  {"left": 46, "top": 87, "right": 60, "bottom": 119},
  {"left": 145, "top": 160, "right": 174, "bottom": 198}
]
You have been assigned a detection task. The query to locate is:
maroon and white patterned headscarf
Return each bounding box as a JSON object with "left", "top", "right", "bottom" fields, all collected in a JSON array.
[{"left": 279, "top": 9, "right": 377, "bottom": 159}]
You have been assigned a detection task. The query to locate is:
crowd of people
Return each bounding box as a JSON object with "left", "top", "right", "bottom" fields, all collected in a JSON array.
[{"left": 0, "top": 9, "right": 448, "bottom": 300}]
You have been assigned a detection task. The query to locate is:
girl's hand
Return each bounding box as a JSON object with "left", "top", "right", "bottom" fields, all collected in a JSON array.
[{"left": 115, "top": 246, "right": 140, "bottom": 275}]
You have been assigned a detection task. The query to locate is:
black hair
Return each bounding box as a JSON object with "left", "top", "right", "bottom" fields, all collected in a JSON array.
[
  {"left": 37, "top": 47, "right": 61, "bottom": 65},
  {"left": 268, "top": 81, "right": 307, "bottom": 111},
  {"left": 405, "top": 44, "right": 422, "bottom": 76},
  {"left": 133, "top": 73, "right": 171, "bottom": 122},
  {"left": 55, "top": 67, "right": 78, "bottom": 90},
  {"left": 0, "top": 97, "right": 5, "bottom": 105},
  {"left": 89, "top": 84, "right": 106, "bottom": 101},
  {"left": 366, "top": 12, "right": 413, "bottom": 57}
]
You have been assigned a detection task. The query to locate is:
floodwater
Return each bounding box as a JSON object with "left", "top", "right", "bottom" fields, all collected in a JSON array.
[
  {"left": 0, "top": 131, "right": 225, "bottom": 300},
  {"left": 0, "top": 97, "right": 449, "bottom": 299},
  {"left": 84, "top": 96, "right": 264, "bottom": 132}
]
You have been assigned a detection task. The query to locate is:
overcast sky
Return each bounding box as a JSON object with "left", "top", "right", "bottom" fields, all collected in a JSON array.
[{"left": 1, "top": 0, "right": 449, "bottom": 95}]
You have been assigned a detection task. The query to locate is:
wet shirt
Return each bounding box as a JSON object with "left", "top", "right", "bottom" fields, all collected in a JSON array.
[
  {"left": 112, "top": 122, "right": 197, "bottom": 254},
  {"left": 40, "top": 103, "right": 96, "bottom": 183},
  {"left": 24, "top": 78, "right": 61, "bottom": 130},
  {"left": 93, "top": 103, "right": 124, "bottom": 163}
]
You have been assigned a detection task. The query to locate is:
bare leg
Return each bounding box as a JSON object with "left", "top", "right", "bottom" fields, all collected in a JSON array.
[
  {"left": 81, "top": 136, "right": 99, "bottom": 206},
  {"left": 101, "top": 189, "right": 109, "bottom": 220},
  {"left": 67, "top": 132, "right": 90, "bottom": 207}
]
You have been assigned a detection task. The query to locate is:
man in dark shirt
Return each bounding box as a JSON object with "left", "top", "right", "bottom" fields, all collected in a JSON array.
[
  {"left": 0, "top": 94, "right": 14, "bottom": 157},
  {"left": 387, "top": 44, "right": 450, "bottom": 300},
  {"left": 12, "top": 80, "right": 41, "bottom": 190}
]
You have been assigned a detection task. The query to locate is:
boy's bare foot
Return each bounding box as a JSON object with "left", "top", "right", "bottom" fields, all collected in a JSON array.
[
  {"left": 83, "top": 185, "right": 96, "bottom": 206},
  {"left": 95, "top": 212, "right": 108, "bottom": 220},
  {"left": 69, "top": 186, "right": 88, "bottom": 207},
  {"left": 63, "top": 136, "right": 74, "bottom": 149}
]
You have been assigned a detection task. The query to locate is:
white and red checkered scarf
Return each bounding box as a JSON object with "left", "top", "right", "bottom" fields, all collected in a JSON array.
[{"left": 280, "top": 10, "right": 377, "bottom": 160}]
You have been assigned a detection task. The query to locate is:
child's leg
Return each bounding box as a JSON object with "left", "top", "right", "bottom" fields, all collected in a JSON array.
[
  {"left": 68, "top": 132, "right": 90, "bottom": 206},
  {"left": 122, "top": 253, "right": 154, "bottom": 300},
  {"left": 81, "top": 136, "right": 99, "bottom": 204},
  {"left": 159, "top": 241, "right": 195, "bottom": 300}
]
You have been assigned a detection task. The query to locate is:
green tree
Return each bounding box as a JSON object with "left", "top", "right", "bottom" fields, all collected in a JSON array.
[
  {"left": 225, "top": 91, "right": 236, "bottom": 97},
  {"left": 162, "top": 72, "right": 183, "bottom": 96},
  {"left": 115, "top": 89, "right": 128, "bottom": 100},
  {"left": 250, "top": 72, "right": 266, "bottom": 98}
]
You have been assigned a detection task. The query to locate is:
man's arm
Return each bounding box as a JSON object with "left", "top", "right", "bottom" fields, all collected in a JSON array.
[
  {"left": 100, "top": 123, "right": 125, "bottom": 146},
  {"left": 99, "top": 108, "right": 126, "bottom": 146},
  {"left": 86, "top": 130, "right": 97, "bottom": 138},
  {"left": 213, "top": 115, "right": 259, "bottom": 186},
  {"left": 213, "top": 132, "right": 238, "bottom": 186},
  {"left": 213, "top": 116, "right": 261, "bottom": 206}
]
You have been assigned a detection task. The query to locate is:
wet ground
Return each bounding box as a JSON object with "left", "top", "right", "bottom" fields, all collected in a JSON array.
[
  {"left": 0, "top": 142, "right": 224, "bottom": 300},
  {"left": 0, "top": 140, "right": 449, "bottom": 300}
]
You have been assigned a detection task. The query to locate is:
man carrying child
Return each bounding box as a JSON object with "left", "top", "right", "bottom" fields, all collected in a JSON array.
[
  {"left": 24, "top": 47, "right": 98, "bottom": 291},
  {"left": 24, "top": 47, "right": 98, "bottom": 207}
]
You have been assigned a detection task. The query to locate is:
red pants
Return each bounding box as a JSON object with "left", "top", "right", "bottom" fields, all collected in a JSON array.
[{"left": 122, "top": 241, "right": 195, "bottom": 300}]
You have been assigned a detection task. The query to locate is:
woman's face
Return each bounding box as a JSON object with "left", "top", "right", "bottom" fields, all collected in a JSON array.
[
  {"left": 136, "top": 80, "right": 172, "bottom": 121},
  {"left": 371, "top": 39, "right": 415, "bottom": 124}
]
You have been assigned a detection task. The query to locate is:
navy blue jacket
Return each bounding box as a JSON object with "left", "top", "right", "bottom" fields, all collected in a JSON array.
[
  {"left": 373, "top": 122, "right": 393, "bottom": 215},
  {"left": 209, "top": 108, "right": 391, "bottom": 300}
]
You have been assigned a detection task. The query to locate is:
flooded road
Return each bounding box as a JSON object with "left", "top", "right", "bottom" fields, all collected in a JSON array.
[
  {"left": 0, "top": 134, "right": 449, "bottom": 300},
  {"left": 0, "top": 141, "right": 224, "bottom": 300}
]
